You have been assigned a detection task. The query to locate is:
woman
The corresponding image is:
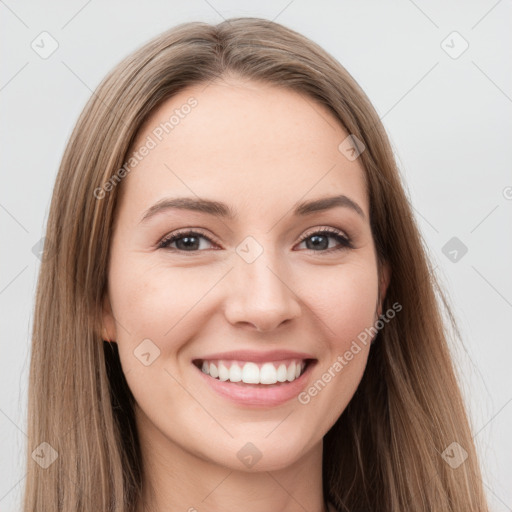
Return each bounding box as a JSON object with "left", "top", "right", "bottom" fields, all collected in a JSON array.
[{"left": 24, "top": 17, "right": 489, "bottom": 512}]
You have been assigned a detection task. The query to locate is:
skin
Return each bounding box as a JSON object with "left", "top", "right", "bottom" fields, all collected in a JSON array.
[{"left": 102, "top": 76, "right": 390, "bottom": 512}]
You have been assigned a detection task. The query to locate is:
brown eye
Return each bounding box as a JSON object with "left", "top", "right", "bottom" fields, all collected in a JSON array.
[{"left": 158, "top": 230, "right": 216, "bottom": 251}]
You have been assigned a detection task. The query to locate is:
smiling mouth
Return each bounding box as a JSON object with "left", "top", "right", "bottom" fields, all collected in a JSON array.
[{"left": 192, "top": 358, "right": 315, "bottom": 386}]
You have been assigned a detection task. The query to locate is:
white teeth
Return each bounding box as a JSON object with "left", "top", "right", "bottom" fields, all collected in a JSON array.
[
  {"left": 199, "top": 358, "right": 308, "bottom": 384},
  {"left": 260, "top": 363, "right": 277, "bottom": 384},
  {"left": 276, "top": 363, "right": 287, "bottom": 382},
  {"left": 209, "top": 362, "right": 219, "bottom": 378},
  {"left": 286, "top": 362, "right": 296, "bottom": 382},
  {"left": 229, "top": 363, "right": 242, "bottom": 382},
  {"left": 242, "top": 362, "right": 260, "bottom": 384},
  {"left": 218, "top": 361, "right": 229, "bottom": 381}
]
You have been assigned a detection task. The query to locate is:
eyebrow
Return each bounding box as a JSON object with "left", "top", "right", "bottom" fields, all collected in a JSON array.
[{"left": 139, "top": 194, "right": 366, "bottom": 223}]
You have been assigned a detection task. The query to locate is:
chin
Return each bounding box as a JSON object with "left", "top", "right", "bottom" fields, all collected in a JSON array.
[{"left": 203, "top": 432, "right": 317, "bottom": 473}]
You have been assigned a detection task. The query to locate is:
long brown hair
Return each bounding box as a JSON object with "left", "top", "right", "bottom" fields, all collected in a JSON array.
[{"left": 24, "top": 17, "right": 489, "bottom": 511}]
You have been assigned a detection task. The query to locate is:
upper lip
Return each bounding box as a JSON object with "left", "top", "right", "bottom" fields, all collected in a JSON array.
[{"left": 193, "top": 349, "right": 316, "bottom": 363}]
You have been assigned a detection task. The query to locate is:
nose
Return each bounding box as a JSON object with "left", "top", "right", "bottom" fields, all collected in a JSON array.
[{"left": 223, "top": 247, "right": 302, "bottom": 332}]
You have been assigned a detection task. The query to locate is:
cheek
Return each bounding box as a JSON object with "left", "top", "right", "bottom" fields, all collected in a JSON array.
[
  {"left": 110, "top": 250, "right": 379, "bottom": 351},
  {"left": 302, "top": 259, "right": 379, "bottom": 347},
  {"left": 108, "top": 257, "right": 216, "bottom": 353},
  {"left": 295, "top": 262, "right": 378, "bottom": 420},
  {"left": 107, "top": 259, "right": 204, "bottom": 405}
]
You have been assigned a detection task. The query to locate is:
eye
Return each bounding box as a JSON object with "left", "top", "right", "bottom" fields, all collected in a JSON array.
[
  {"left": 296, "top": 228, "right": 353, "bottom": 253},
  {"left": 158, "top": 227, "right": 353, "bottom": 253},
  {"left": 158, "top": 230, "right": 217, "bottom": 252}
]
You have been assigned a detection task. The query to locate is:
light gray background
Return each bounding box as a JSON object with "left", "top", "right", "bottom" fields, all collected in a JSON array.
[{"left": 1, "top": 1, "right": 511, "bottom": 510}]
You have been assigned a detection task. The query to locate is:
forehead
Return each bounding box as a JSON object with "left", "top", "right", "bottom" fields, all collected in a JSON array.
[{"left": 120, "top": 78, "right": 368, "bottom": 222}]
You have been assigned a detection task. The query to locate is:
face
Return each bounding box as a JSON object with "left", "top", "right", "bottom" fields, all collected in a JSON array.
[{"left": 102, "top": 77, "right": 389, "bottom": 472}]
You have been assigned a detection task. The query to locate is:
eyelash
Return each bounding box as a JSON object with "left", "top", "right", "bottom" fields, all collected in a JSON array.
[{"left": 157, "top": 227, "right": 353, "bottom": 254}]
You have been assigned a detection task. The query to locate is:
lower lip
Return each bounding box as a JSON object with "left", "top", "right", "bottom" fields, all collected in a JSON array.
[{"left": 194, "top": 361, "right": 316, "bottom": 407}]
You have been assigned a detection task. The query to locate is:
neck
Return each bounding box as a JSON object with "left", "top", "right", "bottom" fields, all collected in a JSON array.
[{"left": 134, "top": 408, "right": 328, "bottom": 512}]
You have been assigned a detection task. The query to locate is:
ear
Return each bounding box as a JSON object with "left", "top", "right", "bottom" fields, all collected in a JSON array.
[
  {"left": 377, "top": 260, "right": 391, "bottom": 317},
  {"left": 101, "top": 293, "right": 117, "bottom": 342}
]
